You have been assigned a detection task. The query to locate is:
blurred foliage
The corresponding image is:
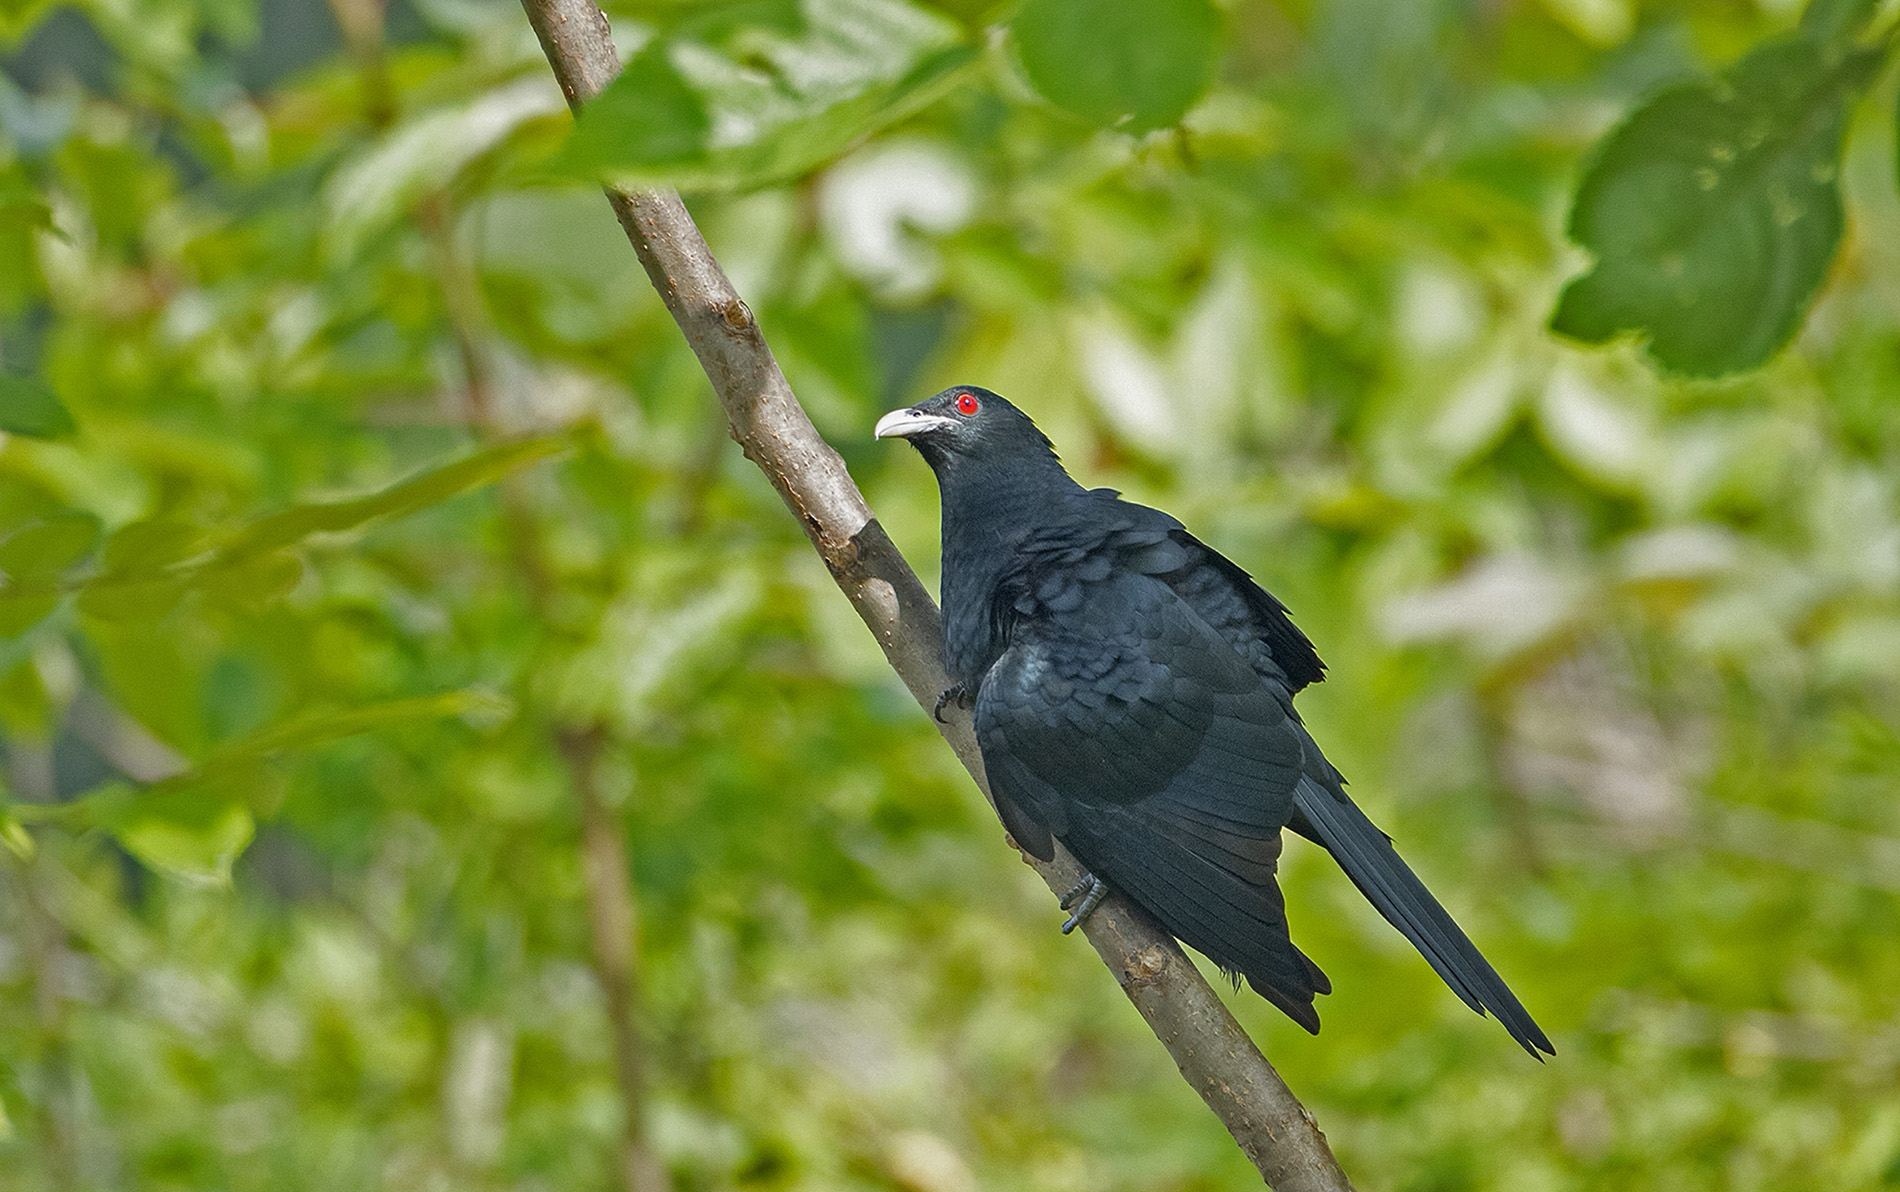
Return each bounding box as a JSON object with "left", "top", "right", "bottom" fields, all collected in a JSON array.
[
  {"left": 562, "top": 0, "right": 977, "bottom": 189},
  {"left": 1551, "top": 5, "right": 1893, "bottom": 375},
  {"left": 3, "top": 0, "right": 1900, "bottom": 1190}
]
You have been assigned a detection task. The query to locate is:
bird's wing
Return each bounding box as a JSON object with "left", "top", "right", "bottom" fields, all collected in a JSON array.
[
  {"left": 1156, "top": 527, "right": 1326, "bottom": 692},
  {"left": 974, "top": 567, "right": 1330, "bottom": 1029},
  {"left": 1055, "top": 493, "right": 1326, "bottom": 693}
]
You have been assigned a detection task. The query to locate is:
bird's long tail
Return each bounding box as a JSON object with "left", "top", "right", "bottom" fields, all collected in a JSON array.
[{"left": 1290, "top": 775, "right": 1555, "bottom": 1058}]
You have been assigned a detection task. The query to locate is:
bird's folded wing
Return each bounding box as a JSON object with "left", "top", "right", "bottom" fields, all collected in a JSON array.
[
  {"left": 1041, "top": 493, "right": 1325, "bottom": 693},
  {"left": 974, "top": 572, "right": 1328, "bottom": 1025}
]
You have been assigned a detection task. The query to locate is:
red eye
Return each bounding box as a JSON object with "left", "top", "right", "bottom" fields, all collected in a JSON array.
[{"left": 954, "top": 391, "right": 980, "bottom": 416}]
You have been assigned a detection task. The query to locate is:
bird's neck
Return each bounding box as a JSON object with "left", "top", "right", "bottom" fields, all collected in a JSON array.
[
  {"left": 933, "top": 452, "right": 1082, "bottom": 683},
  {"left": 935, "top": 452, "right": 1080, "bottom": 551}
]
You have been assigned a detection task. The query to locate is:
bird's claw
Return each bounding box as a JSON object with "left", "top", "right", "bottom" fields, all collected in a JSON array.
[
  {"left": 933, "top": 683, "right": 973, "bottom": 723},
  {"left": 1058, "top": 873, "right": 1110, "bottom": 934}
]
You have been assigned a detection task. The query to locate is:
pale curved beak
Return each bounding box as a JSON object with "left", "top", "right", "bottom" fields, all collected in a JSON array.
[{"left": 874, "top": 407, "right": 957, "bottom": 440}]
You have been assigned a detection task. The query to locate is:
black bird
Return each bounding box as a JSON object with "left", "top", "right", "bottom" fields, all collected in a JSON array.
[{"left": 876, "top": 385, "right": 1553, "bottom": 1057}]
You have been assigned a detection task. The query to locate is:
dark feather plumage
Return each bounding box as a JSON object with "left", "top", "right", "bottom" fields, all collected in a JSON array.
[{"left": 880, "top": 385, "right": 1553, "bottom": 1057}]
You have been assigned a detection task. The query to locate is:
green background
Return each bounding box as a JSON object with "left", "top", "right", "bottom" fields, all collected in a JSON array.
[{"left": 5, "top": 0, "right": 1900, "bottom": 1189}]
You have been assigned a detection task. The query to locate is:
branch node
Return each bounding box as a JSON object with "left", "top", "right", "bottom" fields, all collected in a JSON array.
[
  {"left": 1124, "top": 943, "right": 1171, "bottom": 990},
  {"left": 718, "top": 297, "right": 755, "bottom": 333}
]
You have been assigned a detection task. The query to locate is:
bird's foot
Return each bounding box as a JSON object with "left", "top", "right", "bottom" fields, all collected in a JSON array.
[
  {"left": 1057, "top": 872, "right": 1110, "bottom": 935},
  {"left": 933, "top": 682, "right": 974, "bottom": 723}
]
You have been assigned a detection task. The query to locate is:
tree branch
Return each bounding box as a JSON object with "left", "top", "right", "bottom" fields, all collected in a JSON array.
[
  {"left": 562, "top": 725, "right": 673, "bottom": 1192},
  {"left": 515, "top": 4, "right": 1354, "bottom": 1186}
]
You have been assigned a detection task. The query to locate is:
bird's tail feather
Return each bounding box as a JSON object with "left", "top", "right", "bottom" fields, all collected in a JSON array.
[{"left": 1291, "top": 776, "right": 1554, "bottom": 1058}]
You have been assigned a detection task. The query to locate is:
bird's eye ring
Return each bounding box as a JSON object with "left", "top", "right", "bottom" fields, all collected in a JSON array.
[{"left": 954, "top": 392, "right": 980, "bottom": 416}]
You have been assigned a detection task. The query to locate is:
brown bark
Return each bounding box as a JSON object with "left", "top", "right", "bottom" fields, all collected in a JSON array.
[
  {"left": 514, "top": 4, "right": 1354, "bottom": 1186},
  {"left": 561, "top": 727, "right": 672, "bottom": 1192}
]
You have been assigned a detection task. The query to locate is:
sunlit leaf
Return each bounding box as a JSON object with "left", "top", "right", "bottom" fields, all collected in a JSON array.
[
  {"left": 73, "top": 574, "right": 190, "bottom": 623},
  {"left": 561, "top": 0, "right": 975, "bottom": 190},
  {"left": 9, "top": 440, "right": 562, "bottom": 629},
  {"left": 0, "top": 0, "right": 58, "bottom": 43},
  {"left": 0, "top": 814, "right": 29, "bottom": 860},
  {"left": 199, "top": 551, "right": 304, "bottom": 611},
  {"left": 1011, "top": 0, "right": 1221, "bottom": 132},
  {"left": 0, "top": 656, "right": 52, "bottom": 733},
  {"left": 17, "top": 691, "right": 506, "bottom": 880},
  {"left": 0, "top": 513, "right": 100, "bottom": 578},
  {"left": 99, "top": 517, "right": 207, "bottom": 574},
  {"left": 1552, "top": 37, "right": 1882, "bottom": 376},
  {"left": 0, "top": 513, "right": 98, "bottom": 636},
  {"left": 0, "top": 372, "right": 75, "bottom": 438},
  {"left": 218, "top": 435, "right": 569, "bottom": 561},
  {"left": 1800, "top": 0, "right": 1882, "bottom": 44},
  {"left": 215, "top": 690, "right": 507, "bottom": 763},
  {"left": 0, "top": 591, "right": 57, "bottom": 637},
  {"left": 324, "top": 78, "right": 569, "bottom": 258},
  {"left": 88, "top": 774, "right": 260, "bottom": 886}
]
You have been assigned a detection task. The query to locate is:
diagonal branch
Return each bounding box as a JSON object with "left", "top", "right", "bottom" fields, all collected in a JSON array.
[{"left": 515, "top": 5, "right": 1353, "bottom": 1187}]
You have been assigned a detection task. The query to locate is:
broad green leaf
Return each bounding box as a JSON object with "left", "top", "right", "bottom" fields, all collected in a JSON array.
[
  {"left": 89, "top": 775, "right": 259, "bottom": 886},
  {"left": 324, "top": 78, "right": 569, "bottom": 259},
  {"left": 0, "top": 513, "right": 98, "bottom": 636},
  {"left": 562, "top": 0, "right": 975, "bottom": 190},
  {"left": 0, "top": 513, "right": 100, "bottom": 578},
  {"left": 0, "top": 0, "right": 58, "bottom": 42},
  {"left": 0, "top": 656, "right": 52, "bottom": 733},
  {"left": 16, "top": 691, "right": 505, "bottom": 879},
  {"left": 1552, "top": 38, "right": 1882, "bottom": 377},
  {"left": 0, "top": 590, "right": 57, "bottom": 637},
  {"left": 218, "top": 435, "right": 568, "bottom": 561},
  {"left": 214, "top": 690, "right": 506, "bottom": 763},
  {"left": 99, "top": 517, "right": 207, "bottom": 574},
  {"left": 73, "top": 575, "right": 189, "bottom": 623},
  {"left": 1011, "top": 0, "right": 1221, "bottom": 132},
  {"left": 1801, "top": 0, "right": 1882, "bottom": 44},
  {"left": 15, "top": 439, "right": 561, "bottom": 628},
  {"left": 0, "top": 812, "right": 31, "bottom": 860},
  {"left": 199, "top": 551, "right": 304, "bottom": 611},
  {"left": 0, "top": 372, "right": 75, "bottom": 438}
]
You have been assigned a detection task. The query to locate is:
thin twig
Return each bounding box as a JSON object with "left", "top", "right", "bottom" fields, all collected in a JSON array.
[
  {"left": 561, "top": 726, "right": 672, "bottom": 1192},
  {"left": 514, "top": 4, "right": 1353, "bottom": 1187},
  {"left": 4, "top": 743, "right": 83, "bottom": 1192},
  {"left": 433, "top": 197, "right": 672, "bottom": 1192}
]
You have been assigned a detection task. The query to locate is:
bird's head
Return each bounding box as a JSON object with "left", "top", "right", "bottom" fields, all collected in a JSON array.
[{"left": 873, "top": 386, "right": 1058, "bottom": 476}]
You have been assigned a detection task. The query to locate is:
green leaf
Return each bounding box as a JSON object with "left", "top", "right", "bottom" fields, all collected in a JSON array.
[
  {"left": 217, "top": 435, "right": 568, "bottom": 561},
  {"left": 0, "top": 513, "right": 101, "bottom": 579},
  {"left": 562, "top": 0, "right": 975, "bottom": 190},
  {"left": 199, "top": 551, "right": 304, "bottom": 611},
  {"left": 1552, "top": 38, "right": 1883, "bottom": 377},
  {"left": 0, "top": 514, "right": 99, "bottom": 637},
  {"left": 73, "top": 575, "right": 189, "bottom": 624},
  {"left": 18, "top": 691, "right": 505, "bottom": 881},
  {"left": 0, "top": 591, "right": 57, "bottom": 637},
  {"left": 0, "top": 372, "right": 75, "bottom": 438},
  {"left": 89, "top": 775, "right": 259, "bottom": 886},
  {"left": 99, "top": 517, "right": 207, "bottom": 574},
  {"left": 0, "top": 812, "right": 32, "bottom": 860},
  {"left": 209, "top": 690, "right": 506, "bottom": 763},
  {"left": 1012, "top": 0, "right": 1222, "bottom": 133},
  {"left": 324, "top": 78, "right": 568, "bottom": 259},
  {"left": 15, "top": 439, "right": 561, "bottom": 629},
  {"left": 0, "top": 0, "right": 59, "bottom": 43},
  {"left": 1800, "top": 0, "right": 1882, "bottom": 45}
]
